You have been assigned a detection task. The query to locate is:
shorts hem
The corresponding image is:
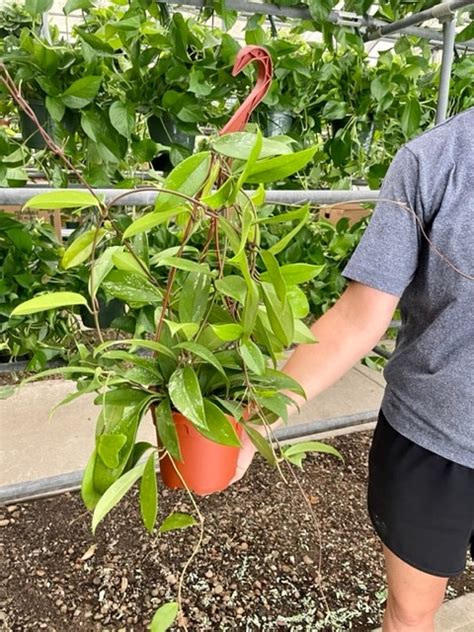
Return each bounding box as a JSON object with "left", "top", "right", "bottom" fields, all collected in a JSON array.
[{"left": 368, "top": 507, "right": 465, "bottom": 579}]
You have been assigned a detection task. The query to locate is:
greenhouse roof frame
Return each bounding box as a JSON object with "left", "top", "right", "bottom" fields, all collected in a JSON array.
[
  {"left": 153, "top": 0, "right": 474, "bottom": 50},
  {"left": 154, "top": 0, "right": 473, "bottom": 123}
]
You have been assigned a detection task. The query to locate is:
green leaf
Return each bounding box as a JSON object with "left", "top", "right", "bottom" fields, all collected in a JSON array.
[
  {"left": 25, "top": 0, "right": 53, "bottom": 16},
  {"left": 92, "top": 461, "right": 145, "bottom": 533},
  {"left": 293, "top": 319, "right": 317, "bottom": 344},
  {"left": 212, "top": 132, "right": 292, "bottom": 160},
  {"left": 200, "top": 400, "right": 241, "bottom": 447},
  {"left": 149, "top": 246, "right": 199, "bottom": 266},
  {"left": 0, "top": 385, "right": 16, "bottom": 400},
  {"left": 11, "top": 292, "right": 88, "bottom": 316},
  {"left": 240, "top": 340, "right": 265, "bottom": 375},
  {"left": 322, "top": 100, "right": 348, "bottom": 120},
  {"left": 456, "top": 20, "right": 474, "bottom": 43},
  {"left": 64, "top": 0, "right": 93, "bottom": 14},
  {"left": 287, "top": 286, "right": 310, "bottom": 319},
  {"left": 401, "top": 98, "right": 421, "bottom": 137},
  {"left": 261, "top": 251, "right": 286, "bottom": 302},
  {"left": 62, "top": 228, "right": 107, "bottom": 269},
  {"left": 62, "top": 76, "right": 102, "bottom": 109},
  {"left": 307, "top": 0, "right": 336, "bottom": 21},
  {"left": 243, "top": 425, "right": 276, "bottom": 465},
  {"left": 215, "top": 276, "right": 247, "bottom": 303},
  {"left": 244, "top": 147, "right": 317, "bottom": 184},
  {"left": 154, "top": 399, "right": 182, "bottom": 461},
  {"left": 280, "top": 263, "right": 325, "bottom": 285},
  {"left": 175, "top": 341, "right": 227, "bottom": 378},
  {"left": 155, "top": 152, "right": 211, "bottom": 213},
  {"left": 261, "top": 368, "right": 306, "bottom": 398},
  {"left": 282, "top": 441, "right": 342, "bottom": 468},
  {"left": 218, "top": 217, "right": 241, "bottom": 254},
  {"left": 236, "top": 128, "right": 263, "bottom": 191},
  {"left": 159, "top": 512, "right": 197, "bottom": 533},
  {"left": 168, "top": 367, "right": 208, "bottom": 430},
  {"left": 201, "top": 178, "right": 233, "bottom": 209},
  {"left": 370, "top": 76, "right": 389, "bottom": 101},
  {"left": 140, "top": 452, "right": 158, "bottom": 533},
  {"left": 102, "top": 270, "right": 162, "bottom": 304},
  {"left": 97, "top": 433, "right": 127, "bottom": 469},
  {"left": 166, "top": 321, "right": 199, "bottom": 339},
  {"left": 268, "top": 207, "right": 310, "bottom": 256},
  {"left": 255, "top": 392, "right": 290, "bottom": 422},
  {"left": 45, "top": 96, "right": 65, "bottom": 122},
  {"left": 24, "top": 190, "right": 102, "bottom": 210},
  {"left": 94, "top": 387, "right": 152, "bottom": 408},
  {"left": 178, "top": 272, "right": 211, "bottom": 324},
  {"left": 211, "top": 323, "right": 243, "bottom": 341},
  {"left": 20, "top": 366, "right": 98, "bottom": 389},
  {"left": 112, "top": 251, "right": 148, "bottom": 277},
  {"left": 262, "top": 284, "right": 293, "bottom": 347},
  {"left": 109, "top": 101, "right": 134, "bottom": 140},
  {"left": 89, "top": 246, "right": 123, "bottom": 298},
  {"left": 228, "top": 205, "right": 254, "bottom": 261},
  {"left": 241, "top": 280, "right": 260, "bottom": 339},
  {"left": 81, "top": 450, "right": 101, "bottom": 510},
  {"left": 149, "top": 602, "right": 179, "bottom": 632},
  {"left": 156, "top": 257, "right": 211, "bottom": 275},
  {"left": 95, "top": 338, "right": 175, "bottom": 360},
  {"left": 123, "top": 207, "right": 190, "bottom": 239}
]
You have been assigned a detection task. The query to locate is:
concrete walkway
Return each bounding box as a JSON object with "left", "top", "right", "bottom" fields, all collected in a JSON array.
[{"left": 1, "top": 362, "right": 473, "bottom": 630}]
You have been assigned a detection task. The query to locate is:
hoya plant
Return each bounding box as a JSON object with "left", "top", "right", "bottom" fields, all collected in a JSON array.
[{"left": 8, "top": 130, "right": 342, "bottom": 630}]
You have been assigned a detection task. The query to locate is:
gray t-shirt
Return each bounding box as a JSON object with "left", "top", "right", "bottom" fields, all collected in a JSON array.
[{"left": 343, "top": 107, "right": 474, "bottom": 468}]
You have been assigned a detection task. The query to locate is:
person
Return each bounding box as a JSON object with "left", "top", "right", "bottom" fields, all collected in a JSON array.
[{"left": 231, "top": 106, "right": 474, "bottom": 632}]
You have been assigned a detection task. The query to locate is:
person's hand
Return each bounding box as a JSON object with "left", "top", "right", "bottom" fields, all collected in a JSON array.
[{"left": 230, "top": 427, "right": 258, "bottom": 485}]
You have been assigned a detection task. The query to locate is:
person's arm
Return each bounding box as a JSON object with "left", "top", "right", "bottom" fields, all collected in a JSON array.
[
  {"left": 278, "top": 280, "right": 398, "bottom": 424},
  {"left": 230, "top": 281, "right": 398, "bottom": 484}
]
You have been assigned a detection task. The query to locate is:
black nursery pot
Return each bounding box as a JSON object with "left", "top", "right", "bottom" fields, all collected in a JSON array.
[
  {"left": 81, "top": 298, "right": 125, "bottom": 329},
  {"left": 147, "top": 113, "right": 194, "bottom": 173},
  {"left": 19, "top": 99, "right": 53, "bottom": 149},
  {"left": 19, "top": 100, "right": 77, "bottom": 149}
]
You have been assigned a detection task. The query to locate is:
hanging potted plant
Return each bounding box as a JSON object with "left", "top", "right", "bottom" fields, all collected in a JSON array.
[{"left": 10, "top": 130, "right": 324, "bottom": 491}]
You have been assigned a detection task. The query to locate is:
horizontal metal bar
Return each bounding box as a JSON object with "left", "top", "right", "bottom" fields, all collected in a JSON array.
[
  {"left": 372, "top": 345, "right": 392, "bottom": 360},
  {"left": 152, "top": 0, "right": 474, "bottom": 48},
  {"left": 155, "top": 0, "right": 311, "bottom": 19},
  {"left": 0, "top": 358, "right": 65, "bottom": 374},
  {"left": 0, "top": 410, "right": 378, "bottom": 504},
  {"left": 366, "top": 0, "right": 474, "bottom": 40},
  {"left": 0, "top": 187, "right": 380, "bottom": 207},
  {"left": 272, "top": 410, "right": 378, "bottom": 441},
  {"left": 0, "top": 470, "right": 84, "bottom": 505}
]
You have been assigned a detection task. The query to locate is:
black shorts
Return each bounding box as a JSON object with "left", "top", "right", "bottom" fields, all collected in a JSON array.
[{"left": 368, "top": 409, "right": 474, "bottom": 577}]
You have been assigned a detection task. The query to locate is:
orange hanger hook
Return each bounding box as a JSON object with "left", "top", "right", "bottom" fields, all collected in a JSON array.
[{"left": 220, "top": 45, "right": 273, "bottom": 136}]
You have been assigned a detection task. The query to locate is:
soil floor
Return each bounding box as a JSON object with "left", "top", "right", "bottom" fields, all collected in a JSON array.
[{"left": 1, "top": 430, "right": 473, "bottom": 632}]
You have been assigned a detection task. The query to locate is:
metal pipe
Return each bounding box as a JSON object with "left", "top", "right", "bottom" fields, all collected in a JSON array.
[
  {"left": 365, "top": 0, "right": 474, "bottom": 40},
  {"left": 436, "top": 17, "right": 457, "bottom": 124},
  {"left": 151, "top": 1, "right": 474, "bottom": 50},
  {"left": 0, "top": 410, "right": 378, "bottom": 504},
  {"left": 0, "top": 358, "right": 65, "bottom": 374},
  {"left": 272, "top": 410, "right": 378, "bottom": 441},
  {"left": 372, "top": 345, "right": 392, "bottom": 360},
  {"left": 0, "top": 187, "right": 380, "bottom": 207}
]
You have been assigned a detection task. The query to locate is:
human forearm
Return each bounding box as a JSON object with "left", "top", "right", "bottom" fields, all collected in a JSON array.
[{"left": 280, "top": 281, "right": 398, "bottom": 419}]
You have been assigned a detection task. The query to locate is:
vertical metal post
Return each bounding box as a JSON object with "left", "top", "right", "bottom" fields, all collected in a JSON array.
[{"left": 436, "top": 15, "right": 457, "bottom": 124}]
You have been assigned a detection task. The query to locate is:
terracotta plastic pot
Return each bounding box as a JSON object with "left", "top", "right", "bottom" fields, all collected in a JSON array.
[{"left": 159, "top": 412, "right": 243, "bottom": 496}]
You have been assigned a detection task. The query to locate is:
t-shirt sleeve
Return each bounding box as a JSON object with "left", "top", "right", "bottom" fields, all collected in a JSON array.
[{"left": 342, "top": 146, "right": 422, "bottom": 297}]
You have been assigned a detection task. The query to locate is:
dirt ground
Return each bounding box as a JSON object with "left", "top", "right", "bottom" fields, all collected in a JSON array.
[{"left": 1, "top": 430, "right": 473, "bottom": 631}]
